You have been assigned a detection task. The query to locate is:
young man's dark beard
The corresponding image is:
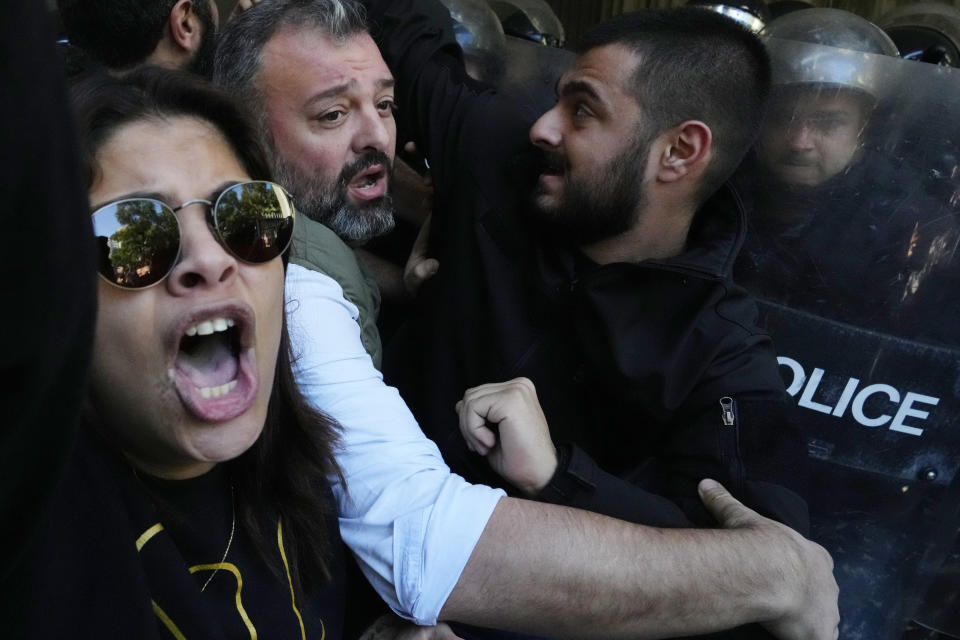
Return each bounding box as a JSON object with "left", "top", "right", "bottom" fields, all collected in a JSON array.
[
  {"left": 531, "top": 137, "right": 650, "bottom": 247},
  {"left": 271, "top": 150, "right": 396, "bottom": 244}
]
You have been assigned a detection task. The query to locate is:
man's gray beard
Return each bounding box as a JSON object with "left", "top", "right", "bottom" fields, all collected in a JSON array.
[{"left": 271, "top": 157, "right": 395, "bottom": 244}]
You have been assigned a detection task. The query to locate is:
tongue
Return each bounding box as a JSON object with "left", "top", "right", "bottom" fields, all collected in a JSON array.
[{"left": 176, "top": 334, "right": 238, "bottom": 389}]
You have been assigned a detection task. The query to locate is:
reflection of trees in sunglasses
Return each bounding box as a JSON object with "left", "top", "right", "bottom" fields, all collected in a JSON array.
[
  {"left": 107, "top": 201, "right": 178, "bottom": 287},
  {"left": 94, "top": 184, "right": 295, "bottom": 288},
  {"left": 216, "top": 184, "right": 293, "bottom": 263}
]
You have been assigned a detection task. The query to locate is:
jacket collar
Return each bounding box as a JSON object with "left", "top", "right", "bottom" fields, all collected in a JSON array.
[
  {"left": 535, "top": 182, "right": 748, "bottom": 292},
  {"left": 629, "top": 182, "right": 747, "bottom": 280}
]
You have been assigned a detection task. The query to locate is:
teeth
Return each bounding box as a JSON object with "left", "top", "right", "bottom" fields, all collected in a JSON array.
[
  {"left": 197, "top": 379, "right": 238, "bottom": 399},
  {"left": 184, "top": 317, "right": 234, "bottom": 338}
]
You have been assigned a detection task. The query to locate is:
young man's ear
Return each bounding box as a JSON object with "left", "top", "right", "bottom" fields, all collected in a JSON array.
[
  {"left": 167, "top": 0, "right": 206, "bottom": 55},
  {"left": 655, "top": 121, "right": 712, "bottom": 184}
]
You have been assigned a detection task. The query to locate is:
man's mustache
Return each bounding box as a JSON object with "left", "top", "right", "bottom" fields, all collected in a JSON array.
[
  {"left": 539, "top": 149, "right": 566, "bottom": 173},
  {"left": 508, "top": 147, "right": 565, "bottom": 183},
  {"left": 336, "top": 150, "right": 394, "bottom": 186}
]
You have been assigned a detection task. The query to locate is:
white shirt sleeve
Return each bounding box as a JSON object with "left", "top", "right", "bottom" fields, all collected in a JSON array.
[{"left": 285, "top": 263, "right": 504, "bottom": 625}]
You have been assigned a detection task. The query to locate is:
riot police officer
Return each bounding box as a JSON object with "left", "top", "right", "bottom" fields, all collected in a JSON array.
[{"left": 733, "top": 8, "right": 917, "bottom": 330}]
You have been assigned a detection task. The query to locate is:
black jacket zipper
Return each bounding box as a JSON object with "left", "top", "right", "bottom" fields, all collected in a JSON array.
[{"left": 719, "top": 396, "right": 745, "bottom": 492}]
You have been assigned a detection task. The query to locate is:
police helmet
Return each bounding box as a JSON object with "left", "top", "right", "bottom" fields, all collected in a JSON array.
[
  {"left": 438, "top": 0, "right": 507, "bottom": 81},
  {"left": 762, "top": 8, "right": 900, "bottom": 99},
  {"left": 685, "top": 0, "right": 771, "bottom": 34},
  {"left": 484, "top": 0, "right": 565, "bottom": 47},
  {"left": 767, "top": 0, "right": 814, "bottom": 20},
  {"left": 879, "top": 3, "right": 960, "bottom": 67}
]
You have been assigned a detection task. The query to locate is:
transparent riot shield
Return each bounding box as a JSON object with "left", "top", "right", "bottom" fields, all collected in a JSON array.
[
  {"left": 440, "top": 0, "right": 572, "bottom": 117},
  {"left": 880, "top": 3, "right": 960, "bottom": 65},
  {"left": 733, "top": 37, "right": 960, "bottom": 639},
  {"left": 439, "top": 0, "right": 507, "bottom": 84},
  {"left": 484, "top": 0, "right": 565, "bottom": 47}
]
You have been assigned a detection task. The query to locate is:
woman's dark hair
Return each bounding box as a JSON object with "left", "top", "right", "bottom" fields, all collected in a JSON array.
[{"left": 71, "top": 66, "right": 343, "bottom": 596}]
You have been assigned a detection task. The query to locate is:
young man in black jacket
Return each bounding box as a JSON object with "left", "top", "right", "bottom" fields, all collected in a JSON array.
[{"left": 368, "top": 1, "right": 810, "bottom": 534}]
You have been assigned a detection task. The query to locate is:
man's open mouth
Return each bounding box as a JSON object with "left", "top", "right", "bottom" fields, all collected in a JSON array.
[
  {"left": 347, "top": 165, "right": 388, "bottom": 201},
  {"left": 539, "top": 151, "right": 566, "bottom": 178},
  {"left": 171, "top": 311, "right": 258, "bottom": 422}
]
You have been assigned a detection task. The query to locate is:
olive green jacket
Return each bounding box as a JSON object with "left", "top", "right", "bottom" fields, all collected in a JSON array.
[{"left": 289, "top": 215, "right": 382, "bottom": 369}]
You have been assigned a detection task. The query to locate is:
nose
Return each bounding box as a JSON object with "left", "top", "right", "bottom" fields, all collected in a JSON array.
[
  {"left": 529, "top": 106, "right": 562, "bottom": 150},
  {"left": 788, "top": 122, "right": 816, "bottom": 151},
  {"left": 352, "top": 104, "right": 395, "bottom": 155},
  {"left": 166, "top": 203, "right": 237, "bottom": 294}
]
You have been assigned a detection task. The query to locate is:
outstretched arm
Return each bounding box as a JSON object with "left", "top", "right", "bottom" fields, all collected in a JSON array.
[
  {"left": 445, "top": 482, "right": 839, "bottom": 640},
  {"left": 287, "top": 269, "right": 837, "bottom": 638}
]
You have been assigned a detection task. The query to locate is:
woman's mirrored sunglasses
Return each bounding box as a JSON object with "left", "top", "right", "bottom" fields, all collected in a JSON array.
[{"left": 91, "top": 180, "right": 296, "bottom": 289}]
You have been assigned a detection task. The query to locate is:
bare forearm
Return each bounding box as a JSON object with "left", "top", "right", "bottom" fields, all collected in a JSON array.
[{"left": 440, "top": 497, "right": 797, "bottom": 639}]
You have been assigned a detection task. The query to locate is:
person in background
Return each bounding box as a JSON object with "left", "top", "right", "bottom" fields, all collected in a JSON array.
[
  {"left": 734, "top": 8, "right": 937, "bottom": 332},
  {"left": 58, "top": 0, "right": 222, "bottom": 76}
]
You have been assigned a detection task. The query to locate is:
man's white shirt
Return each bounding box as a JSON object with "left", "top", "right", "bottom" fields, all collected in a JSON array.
[{"left": 285, "top": 264, "right": 504, "bottom": 624}]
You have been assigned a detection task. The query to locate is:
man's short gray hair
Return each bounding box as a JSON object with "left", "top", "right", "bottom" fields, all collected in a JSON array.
[{"left": 213, "top": 0, "right": 367, "bottom": 126}]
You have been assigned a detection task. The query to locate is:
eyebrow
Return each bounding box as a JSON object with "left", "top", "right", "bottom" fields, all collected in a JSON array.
[
  {"left": 305, "top": 77, "right": 396, "bottom": 108},
  {"left": 306, "top": 80, "right": 356, "bottom": 107},
  {"left": 557, "top": 79, "right": 603, "bottom": 104}
]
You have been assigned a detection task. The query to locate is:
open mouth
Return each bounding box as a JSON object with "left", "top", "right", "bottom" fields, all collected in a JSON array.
[
  {"left": 347, "top": 165, "right": 388, "bottom": 201},
  {"left": 179, "top": 317, "right": 240, "bottom": 397},
  {"left": 171, "top": 311, "right": 258, "bottom": 422},
  {"left": 538, "top": 152, "right": 566, "bottom": 180}
]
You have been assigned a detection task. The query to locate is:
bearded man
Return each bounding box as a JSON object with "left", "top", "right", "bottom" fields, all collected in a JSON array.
[{"left": 362, "top": 0, "right": 812, "bottom": 545}]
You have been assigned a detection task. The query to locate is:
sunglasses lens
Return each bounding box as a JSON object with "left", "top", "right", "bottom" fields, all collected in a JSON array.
[
  {"left": 215, "top": 182, "right": 295, "bottom": 263},
  {"left": 92, "top": 200, "right": 179, "bottom": 288}
]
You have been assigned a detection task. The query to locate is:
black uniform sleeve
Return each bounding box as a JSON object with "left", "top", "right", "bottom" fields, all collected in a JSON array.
[
  {"left": 539, "top": 395, "right": 808, "bottom": 535},
  {"left": 658, "top": 390, "right": 811, "bottom": 536},
  {"left": 537, "top": 443, "right": 693, "bottom": 528},
  {"left": 0, "top": 0, "right": 96, "bottom": 627},
  {"left": 362, "top": 0, "right": 531, "bottom": 201}
]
